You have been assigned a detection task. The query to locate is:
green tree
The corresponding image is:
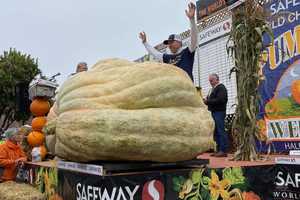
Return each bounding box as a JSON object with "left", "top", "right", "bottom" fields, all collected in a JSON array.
[{"left": 0, "top": 48, "right": 40, "bottom": 132}]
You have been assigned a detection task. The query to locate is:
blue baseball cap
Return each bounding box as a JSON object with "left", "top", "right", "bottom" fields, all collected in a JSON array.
[{"left": 163, "top": 34, "right": 182, "bottom": 45}]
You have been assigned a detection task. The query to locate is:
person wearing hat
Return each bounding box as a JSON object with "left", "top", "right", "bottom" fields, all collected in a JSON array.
[
  {"left": 76, "top": 62, "right": 88, "bottom": 73},
  {"left": 139, "top": 2, "right": 198, "bottom": 81},
  {"left": 0, "top": 128, "right": 27, "bottom": 182},
  {"left": 70, "top": 62, "right": 88, "bottom": 77}
]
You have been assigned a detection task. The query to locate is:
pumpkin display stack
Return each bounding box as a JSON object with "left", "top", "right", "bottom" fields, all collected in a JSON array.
[{"left": 28, "top": 97, "right": 50, "bottom": 161}]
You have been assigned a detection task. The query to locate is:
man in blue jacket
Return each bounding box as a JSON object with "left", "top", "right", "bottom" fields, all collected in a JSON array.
[{"left": 139, "top": 2, "right": 198, "bottom": 81}]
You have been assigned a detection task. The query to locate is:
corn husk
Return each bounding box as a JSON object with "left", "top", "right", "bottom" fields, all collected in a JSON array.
[{"left": 227, "top": 0, "right": 274, "bottom": 161}]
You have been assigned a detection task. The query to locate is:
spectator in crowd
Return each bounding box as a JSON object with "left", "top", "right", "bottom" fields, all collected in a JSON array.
[
  {"left": 203, "top": 73, "right": 229, "bottom": 157},
  {"left": 70, "top": 62, "right": 88, "bottom": 76},
  {"left": 0, "top": 128, "right": 27, "bottom": 182},
  {"left": 76, "top": 62, "right": 88, "bottom": 73},
  {"left": 139, "top": 2, "right": 198, "bottom": 81}
]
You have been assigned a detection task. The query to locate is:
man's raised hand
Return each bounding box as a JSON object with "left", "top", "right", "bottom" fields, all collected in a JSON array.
[
  {"left": 185, "top": 2, "right": 196, "bottom": 20},
  {"left": 139, "top": 31, "right": 147, "bottom": 43}
]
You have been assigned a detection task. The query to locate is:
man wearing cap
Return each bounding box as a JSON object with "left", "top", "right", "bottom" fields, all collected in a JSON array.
[
  {"left": 76, "top": 62, "right": 88, "bottom": 73},
  {"left": 0, "top": 128, "right": 27, "bottom": 182},
  {"left": 139, "top": 2, "right": 198, "bottom": 81},
  {"left": 70, "top": 62, "right": 88, "bottom": 77}
]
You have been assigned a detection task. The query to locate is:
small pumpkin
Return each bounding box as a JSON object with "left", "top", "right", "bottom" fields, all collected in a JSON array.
[
  {"left": 39, "top": 145, "right": 47, "bottom": 160},
  {"left": 291, "top": 80, "right": 300, "bottom": 105},
  {"left": 27, "top": 131, "right": 45, "bottom": 147},
  {"left": 31, "top": 117, "right": 47, "bottom": 131},
  {"left": 30, "top": 98, "right": 50, "bottom": 116}
]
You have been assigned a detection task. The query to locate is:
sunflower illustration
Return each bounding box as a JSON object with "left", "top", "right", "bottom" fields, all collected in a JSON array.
[
  {"left": 179, "top": 179, "right": 193, "bottom": 199},
  {"left": 209, "top": 170, "right": 231, "bottom": 200}
]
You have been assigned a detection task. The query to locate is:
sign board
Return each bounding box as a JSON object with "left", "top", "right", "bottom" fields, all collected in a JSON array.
[
  {"left": 257, "top": 0, "right": 300, "bottom": 153},
  {"left": 274, "top": 164, "right": 300, "bottom": 199},
  {"left": 275, "top": 157, "right": 300, "bottom": 165},
  {"left": 57, "top": 166, "right": 276, "bottom": 200},
  {"left": 290, "top": 150, "right": 300, "bottom": 156},
  {"left": 57, "top": 169, "right": 189, "bottom": 200},
  {"left": 196, "top": 0, "right": 240, "bottom": 21},
  {"left": 227, "top": 0, "right": 245, "bottom": 10},
  {"left": 57, "top": 161, "right": 103, "bottom": 176},
  {"left": 196, "top": 0, "right": 227, "bottom": 20},
  {"left": 18, "top": 161, "right": 300, "bottom": 200},
  {"left": 199, "top": 17, "right": 232, "bottom": 45}
]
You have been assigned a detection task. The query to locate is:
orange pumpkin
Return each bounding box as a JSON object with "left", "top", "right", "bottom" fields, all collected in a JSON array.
[
  {"left": 27, "top": 131, "right": 45, "bottom": 147},
  {"left": 31, "top": 117, "right": 47, "bottom": 131},
  {"left": 39, "top": 145, "right": 47, "bottom": 160},
  {"left": 30, "top": 98, "right": 50, "bottom": 117},
  {"left": 291, "top": 80, "right": 300, "bottom": 105}
]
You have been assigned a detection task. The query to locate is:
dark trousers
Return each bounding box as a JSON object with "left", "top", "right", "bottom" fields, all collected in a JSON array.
[{"left": 212, "top": 111, "right": 229, "bottom": 153}]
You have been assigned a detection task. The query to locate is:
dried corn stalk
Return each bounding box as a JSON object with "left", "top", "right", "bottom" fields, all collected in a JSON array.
[{"left": 227, "top": 0, "right": 273, "bottom": 161}]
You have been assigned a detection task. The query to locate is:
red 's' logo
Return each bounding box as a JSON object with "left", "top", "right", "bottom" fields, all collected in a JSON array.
[
  {"left": 142, "top": 180, "right": 165, "bottom": 200},
  {"left": 223, "top": 22, "right": 231, "bottom": 31}
]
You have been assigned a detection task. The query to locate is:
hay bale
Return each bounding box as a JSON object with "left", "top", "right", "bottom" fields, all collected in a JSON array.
[{"left": 0, "top": 181, "right": 45, "bottom": 200}]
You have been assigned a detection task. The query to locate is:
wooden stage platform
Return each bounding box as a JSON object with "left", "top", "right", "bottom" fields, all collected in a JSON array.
[
  {"left": 197, "top": 153, "right": 290, "bottom": 168},
  {"left": 27, "top": 152, "right": 293, "bottom": 170}
]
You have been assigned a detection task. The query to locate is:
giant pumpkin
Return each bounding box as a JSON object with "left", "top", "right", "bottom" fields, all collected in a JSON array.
[
  {"left": 47, "top": 103, "right": 58, "bottom": 122},
  {"left": 44, "top": 103, "right": 58, "bottom": 154},
  {"left": 45, "top": 59, "right": 214, "bottom": 162}
]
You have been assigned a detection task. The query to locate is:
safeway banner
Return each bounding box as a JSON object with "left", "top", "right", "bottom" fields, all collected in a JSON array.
[
  {"left": 273, "top": 164, "right": 300, "bottom": 200},
  {"left": 199, "top": 17, "right": 232, "bottom": 45},
  {"left": 257, "top": 0, "right": 300, "bottom": 152},
  {"left": 57, "top": 166, "right": 276, "bottom": 200}
]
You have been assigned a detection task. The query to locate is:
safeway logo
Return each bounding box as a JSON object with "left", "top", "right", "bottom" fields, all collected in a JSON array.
[
  {"left": 223, "top": 21, "right": 231, "bottom": 31},
  {"left": 142, "top": 180, "right": 165, "bottom": 200}
]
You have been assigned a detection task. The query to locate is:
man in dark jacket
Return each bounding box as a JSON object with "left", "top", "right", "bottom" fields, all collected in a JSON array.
[
  {"left": 204, "top": 73, "right": 229, "bottom": 157},
  {"left": 139, "top": 2, "right": 198, "bottom": 81}
]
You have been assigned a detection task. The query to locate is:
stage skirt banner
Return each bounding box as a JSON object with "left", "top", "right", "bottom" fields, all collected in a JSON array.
[{"left": 56, "top": 166, "right": 277, "bottom": 200}]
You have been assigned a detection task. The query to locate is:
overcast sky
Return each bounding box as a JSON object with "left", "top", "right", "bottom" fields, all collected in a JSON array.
[{"left": 0, "top": 0, "right": 193, "bottom": 84}]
